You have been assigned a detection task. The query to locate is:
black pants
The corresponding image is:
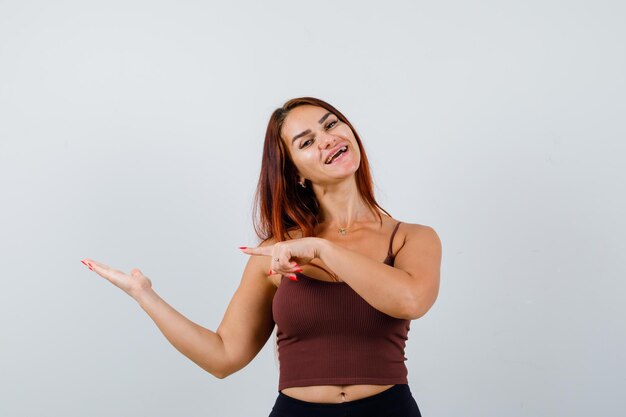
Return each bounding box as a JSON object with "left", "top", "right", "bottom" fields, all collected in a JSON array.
[{"left": 268, "top": 384, "right": 422, "bottom": 417}]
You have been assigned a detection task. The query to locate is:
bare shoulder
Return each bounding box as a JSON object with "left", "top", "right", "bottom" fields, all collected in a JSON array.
[
  {"left": 285, "top": 228, "right": 305, "bottom": 240},
  {"left": 398, "top": 221, "right": 440, "bottom": 237},
  {"left": 393, "top": 222, "right": 442, "bottom": 283},
  {"left": 396, "top": 221, "right": 442, "bottom": 255},
  {"left": 391, "top": 221, "right": 442, "bottom": 318},
  {"left": 259, "top": 228, "right": 305, "bottom": 243}
]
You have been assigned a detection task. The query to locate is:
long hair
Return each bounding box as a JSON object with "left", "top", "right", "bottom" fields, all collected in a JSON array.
[{"left": 253, "top": 97, "right": 391, "bottom": 242}]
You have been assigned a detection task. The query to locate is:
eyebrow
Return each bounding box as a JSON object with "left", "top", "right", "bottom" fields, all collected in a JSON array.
[{"left": 291, "top": 112, "right": 333, "bottom": 145}]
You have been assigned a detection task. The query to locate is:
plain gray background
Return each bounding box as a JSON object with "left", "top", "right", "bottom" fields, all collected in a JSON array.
[{"left": 1, "top": 0, "right": 624, "bottom": 416}]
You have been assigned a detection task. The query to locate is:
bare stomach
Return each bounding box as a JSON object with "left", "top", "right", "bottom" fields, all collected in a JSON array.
[{"left": 280, "top": 384, "right": 395, "bottom": 404}]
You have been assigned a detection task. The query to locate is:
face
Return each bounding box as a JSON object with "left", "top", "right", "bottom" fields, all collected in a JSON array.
[{"left": 281, "top": 105, "right": 361, "bottom": 186}]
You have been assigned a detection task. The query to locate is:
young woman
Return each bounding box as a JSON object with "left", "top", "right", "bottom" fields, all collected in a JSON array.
[{"left": 82, "top": 97, "right": 442, "bottom": 417}]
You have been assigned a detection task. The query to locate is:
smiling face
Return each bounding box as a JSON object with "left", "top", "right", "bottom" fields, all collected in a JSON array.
[{"left": 281, "top": 105, "right": 361, "bottom": 186}]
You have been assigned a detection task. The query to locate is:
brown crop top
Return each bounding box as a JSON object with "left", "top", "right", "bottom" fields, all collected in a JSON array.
[{"left": 271, "top": 222, "right": 411, "bottom": 391}]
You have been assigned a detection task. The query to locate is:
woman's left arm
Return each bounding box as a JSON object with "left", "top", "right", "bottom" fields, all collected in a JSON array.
[
  {"left": 319, "top": 224, "right": 442, "bottom": 320},
  {"left": 240, "top": 224, "right": 442, "bottom": 320}
]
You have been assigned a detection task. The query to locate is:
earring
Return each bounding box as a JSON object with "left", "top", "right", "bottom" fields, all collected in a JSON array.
[{"left": 298, "top": 177, "right": 306, "bottom": 188}]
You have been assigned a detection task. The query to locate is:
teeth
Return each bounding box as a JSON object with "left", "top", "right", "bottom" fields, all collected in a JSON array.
[{"left": 326, "top": 146, "right": 347, "bottom": 164}]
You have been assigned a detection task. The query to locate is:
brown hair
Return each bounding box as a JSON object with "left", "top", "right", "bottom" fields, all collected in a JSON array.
[{"left": 252, "top": 97, "right": 391, "bottom": 242}]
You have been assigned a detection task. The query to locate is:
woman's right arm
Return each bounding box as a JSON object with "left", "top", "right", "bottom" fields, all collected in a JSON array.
[{"left": 83, "top": 241, "right": 277, "bottom": 379}]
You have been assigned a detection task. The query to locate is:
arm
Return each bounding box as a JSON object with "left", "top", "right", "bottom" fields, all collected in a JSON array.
[
  {"left": 317, "top": 224, "right": 442, "bottom": 320},
  {"left": 85, "top": 242, "right": 276, "bottom": 379}
]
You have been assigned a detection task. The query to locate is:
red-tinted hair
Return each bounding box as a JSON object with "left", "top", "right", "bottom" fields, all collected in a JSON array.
[{"left": 253, "top": 97, "right": 391, "bottom": 242}]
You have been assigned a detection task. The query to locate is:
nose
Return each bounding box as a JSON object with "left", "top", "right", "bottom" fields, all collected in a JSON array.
[{"left": 318, "top": 132, "right": 337, "bottom": 149}]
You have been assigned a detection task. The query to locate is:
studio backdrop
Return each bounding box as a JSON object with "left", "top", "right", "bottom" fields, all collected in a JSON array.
[{"left": 0, "top": 1, "right": 624, "bottom": 416}]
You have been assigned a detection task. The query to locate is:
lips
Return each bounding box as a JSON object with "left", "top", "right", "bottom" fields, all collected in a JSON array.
[{"left": 324, "top": 144, "right": 348, "bottom": 164}]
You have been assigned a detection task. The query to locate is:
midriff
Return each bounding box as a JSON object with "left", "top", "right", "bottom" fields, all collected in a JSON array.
[{"left": 280, "top": 384, "right": 395, "bottom": 404}]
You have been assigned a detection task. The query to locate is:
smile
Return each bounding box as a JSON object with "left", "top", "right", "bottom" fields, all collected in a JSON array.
[{"left": 325, "top": 146, "right": 348, "bottom": 165}]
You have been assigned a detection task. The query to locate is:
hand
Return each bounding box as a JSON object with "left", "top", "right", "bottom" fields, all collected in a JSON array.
[
  {"left": 81, "top": 259, "right": 152, "bottom": 299},
  {"left": 239, "top": 237, "right": 323, "bottom": 280}
]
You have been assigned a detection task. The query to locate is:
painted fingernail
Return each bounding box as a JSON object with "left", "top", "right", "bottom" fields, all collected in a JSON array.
[
  {"left": 239, "top": 246, "right": 247, "bottom": 249},
  {"left": 268, "top": 268, "right": 273, "bottom": 275},
  {"left": 288, "top": 275, "right": 298, "bottom": 282},
  {"left": 295, "top": 268, "right": 303, "bottom": 273}
]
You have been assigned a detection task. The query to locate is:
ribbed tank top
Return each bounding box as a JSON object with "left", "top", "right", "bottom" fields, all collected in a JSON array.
[{"left": 272, "top": 222, "right": 410, "bottom": 391}]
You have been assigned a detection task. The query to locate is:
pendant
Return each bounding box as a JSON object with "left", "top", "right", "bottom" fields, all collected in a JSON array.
[{"left": 338, "top": 227, "right": 348, "bottom": 236}]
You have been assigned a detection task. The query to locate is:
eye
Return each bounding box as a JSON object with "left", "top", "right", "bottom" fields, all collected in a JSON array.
[
  {"left": 300, "top": 138, "right": 314, "bottom": 149},
  {"left": 326, "top": 120, "right": 338, "bottom": 129}
]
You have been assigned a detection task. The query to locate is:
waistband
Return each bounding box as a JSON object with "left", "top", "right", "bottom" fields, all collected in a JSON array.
[{"left": 271, "top": 384, "right": 414, "bottom": 416}]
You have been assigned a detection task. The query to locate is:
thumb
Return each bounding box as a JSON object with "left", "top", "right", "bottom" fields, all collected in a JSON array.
[{"left": 131, "top": 268, "right": 144, "bottom": 277}]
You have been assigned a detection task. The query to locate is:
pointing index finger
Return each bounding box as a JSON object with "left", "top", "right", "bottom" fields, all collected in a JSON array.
[{"left": 239, "top": 246, "right": 272, "bottom": 256}]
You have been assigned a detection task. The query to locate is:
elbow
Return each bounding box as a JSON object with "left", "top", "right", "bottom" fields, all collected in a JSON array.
[
  {"left": 402, "top": 305, "right": 423, "bottom": 321},
  {"left": 211, "top": 368, "right": 232, "bottom": 380},
  {"left": 401, "top": 279, "right": 439, "bottom": 320},
  {"left": 396, "top": 298, "right": 419, "bottom": 320},
  {"left": 401, "top": 294, "right": 426, "bottom": 320},
  {"left": 205, "top": 363, "right": 234, "bottom": 380},
  {"left": 213, "top": 362, "right": 240, "bottom": 379},
  {"left": 403, "top": 306, "right": 429, "bottom": 320},
  {"left": 212, "top": 369, "right": 227, "bottom": 379}
]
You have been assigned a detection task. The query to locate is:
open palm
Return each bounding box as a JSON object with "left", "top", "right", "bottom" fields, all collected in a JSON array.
[{"left": 82, "top": 259, "right": 152, "bottom": 298}]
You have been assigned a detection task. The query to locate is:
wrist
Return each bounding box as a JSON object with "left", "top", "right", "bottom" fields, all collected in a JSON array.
[
  {"left": 315, "top": 237, "right": 333, "bottom": 260},
  {"left": 132, "top": 286, "right": 158, "bottom": 307}
]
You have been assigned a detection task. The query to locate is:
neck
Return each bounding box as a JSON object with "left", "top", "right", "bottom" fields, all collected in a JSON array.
[{"left": 311, "top": 176, "right": 378, "bottom": 232}]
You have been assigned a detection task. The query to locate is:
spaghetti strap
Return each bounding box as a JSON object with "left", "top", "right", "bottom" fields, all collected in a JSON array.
[{"left": 387, "top": 221, "right": 402, "bottom": 259}]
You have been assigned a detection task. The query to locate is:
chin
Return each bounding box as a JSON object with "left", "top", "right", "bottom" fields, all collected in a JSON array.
[{"left": 329, "top": 166, "right": 360, "bottom": 183}]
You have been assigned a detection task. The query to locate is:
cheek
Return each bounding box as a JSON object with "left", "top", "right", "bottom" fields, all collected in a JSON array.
[
  {"left": 299, "top": 152, "right": 319, "bottom": 169},
  {"left": 291, "top": 151, "right": 316, "bottom": 173},
  {"left": 348, "top": 142, "right": 362, "bottom": 167},
  {"left": 349, "top": 148, "right": 361, "bottom": 168},
  {"left": 339, "top": 125, "right": 356, "bottom": 137}
]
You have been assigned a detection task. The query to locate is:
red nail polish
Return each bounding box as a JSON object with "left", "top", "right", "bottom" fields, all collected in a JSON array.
[
  {"left": 87, "top": 262, "right": 93, "bottom": 269},
  {"left": 288, "top": 275, "right": 298, "bottom": 281},
  {"left": 239, "top": 246, "right": 247, "bottom": 249},
  {"left": 268, "top": 269, "right": 273, "bottom": 275},
  {"left": 295, "top": 268, "right": 303, "bottom": 273}
]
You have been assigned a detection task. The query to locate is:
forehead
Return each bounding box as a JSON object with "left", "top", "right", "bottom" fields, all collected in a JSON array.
[{"left": 281, "top": 105, "right": 331, "bottom": 141}]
